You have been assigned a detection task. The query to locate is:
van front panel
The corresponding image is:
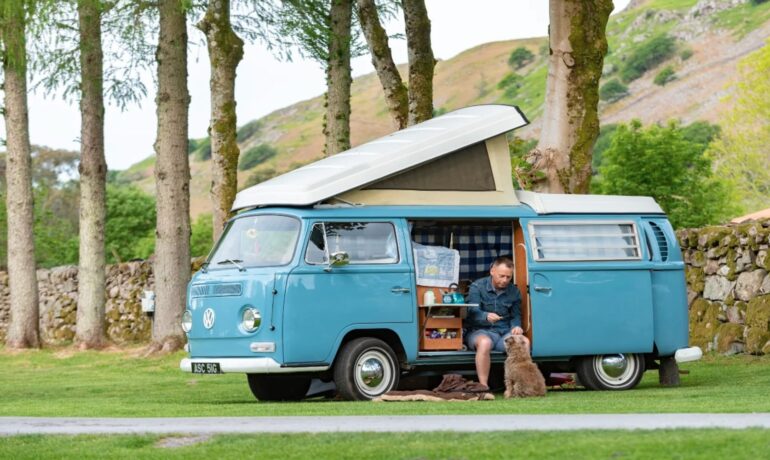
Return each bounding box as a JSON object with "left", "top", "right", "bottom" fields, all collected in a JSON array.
[{"left": 187, "top": 269, "right": 285, "bottom": 361}]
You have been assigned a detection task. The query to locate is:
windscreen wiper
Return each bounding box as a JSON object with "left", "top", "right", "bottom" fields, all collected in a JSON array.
[{"left": 217, "top": 258, "right": 245, "bottom": 271}]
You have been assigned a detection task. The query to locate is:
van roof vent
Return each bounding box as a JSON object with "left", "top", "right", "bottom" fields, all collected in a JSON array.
[{"left": 649, "top": 222, "right": 668, "bottom": 261}]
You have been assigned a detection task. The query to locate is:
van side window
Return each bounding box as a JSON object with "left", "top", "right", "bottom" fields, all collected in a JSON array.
[
  {"left": 529, "top": 222, "right": 641, "bottom": 261},
  {"left": 305, "top": 222, "right": 399, "bottom": 265}
]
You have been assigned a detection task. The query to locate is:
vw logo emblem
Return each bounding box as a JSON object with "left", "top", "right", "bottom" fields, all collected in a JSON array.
[{"left": 202, "top": 308, "right": 216, "bottom": 329}]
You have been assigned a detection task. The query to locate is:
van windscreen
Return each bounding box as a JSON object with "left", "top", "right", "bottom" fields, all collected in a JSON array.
[{"left": 208, "top": 215, "right": 300, "bottom": 268}]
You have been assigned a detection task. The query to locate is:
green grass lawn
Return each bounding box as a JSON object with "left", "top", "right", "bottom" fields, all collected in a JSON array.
[
  {"left": 3, "top": 429, "right": 770, "bottom": 460},
  {"left": 2, "top": 347, "right": 769, "bottom": 416}
]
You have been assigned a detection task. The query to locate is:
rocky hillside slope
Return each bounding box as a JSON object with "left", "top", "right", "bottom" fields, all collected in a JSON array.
[{"left": 117, "top": 0, "right": 770, "bottom": 217}]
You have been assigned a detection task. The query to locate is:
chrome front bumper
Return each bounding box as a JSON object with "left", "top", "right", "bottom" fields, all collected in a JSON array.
[
  {"left": 180, "top": 357, "right": 329, "bottom": 374},
  {"left": 674, "top": 346, "right": 703, "bottom": 363}
]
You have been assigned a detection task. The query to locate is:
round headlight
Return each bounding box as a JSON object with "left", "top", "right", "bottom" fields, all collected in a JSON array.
[
  {"left": 181, "top": 310, "right": 192, "bottom": 333},
  {"left": 241, "top": 308, "right": 261, "bottom": 332}
]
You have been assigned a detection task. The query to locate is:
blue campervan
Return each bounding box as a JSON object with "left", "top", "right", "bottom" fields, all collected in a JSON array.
[{"left": 180, "top": 105, "right": 702, "bottom": 401}]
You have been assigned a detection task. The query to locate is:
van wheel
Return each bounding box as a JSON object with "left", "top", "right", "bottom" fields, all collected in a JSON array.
[
  {"left": 246, "top": 374, "right": 311, "bottom": 401},
  {"left": 334, "top": 338, "right": 400, "bottom": 401},
  {"left": 576, "top": 353, "right": 645, "bottom": 391}
]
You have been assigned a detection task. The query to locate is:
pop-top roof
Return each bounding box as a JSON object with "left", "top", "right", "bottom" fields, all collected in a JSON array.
[{"left": 232, "top": 104, "right": 528, "bottom": 210}]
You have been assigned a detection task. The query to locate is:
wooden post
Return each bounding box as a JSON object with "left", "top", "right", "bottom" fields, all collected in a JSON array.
[{"left": 658, "top": 357, "right": 680, "bottom": 386}]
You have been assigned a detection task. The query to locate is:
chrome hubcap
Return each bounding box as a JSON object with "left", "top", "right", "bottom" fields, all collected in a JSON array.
[
  {"left": 360, "top": 358, "right": 384, "bottom": 388},
  {"left": 355, "top": 350, "right": 392, "bottom": 396},
  {"left": 601, "top": 355, "right": 628, "bottom": 378},
  {"left": 594, "top": 354, "right": 637, "bottom": 385}
]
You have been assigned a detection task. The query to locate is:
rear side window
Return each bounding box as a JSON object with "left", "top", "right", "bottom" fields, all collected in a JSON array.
[
  {"left": 529, "top": 221, "right": 641, "bottom": 261},
  {"left": 305, "top": 222, "right": 399, "bottom": 265}
]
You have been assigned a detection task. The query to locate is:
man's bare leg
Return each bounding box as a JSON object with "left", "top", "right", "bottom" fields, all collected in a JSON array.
[{"left": 474, "top": 335, "right": 493, "bottom": 387}]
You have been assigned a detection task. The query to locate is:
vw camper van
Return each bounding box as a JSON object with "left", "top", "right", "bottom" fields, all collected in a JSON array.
[{"left": 180, "top": 105, "right": 701, "bottom": 401}]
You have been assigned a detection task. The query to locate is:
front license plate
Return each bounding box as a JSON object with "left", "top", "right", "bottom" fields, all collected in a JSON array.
[{"left": 191, "top": 362, "right": 221, "bottom": 374}]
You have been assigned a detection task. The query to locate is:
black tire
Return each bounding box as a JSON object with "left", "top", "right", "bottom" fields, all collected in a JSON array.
[
  {"left": 246, "top": 374, "right": 311, "bottom": 401},
  {"left": 576, "top": 353, "right": 645, "bottom": 391},
  {"left": 334, "top": 337, "right": 400, "bottom": 401}
]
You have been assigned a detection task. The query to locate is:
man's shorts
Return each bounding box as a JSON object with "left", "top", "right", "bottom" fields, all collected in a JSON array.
[{"left": 466, "top": 329, "right": 511, "bottom": 353}]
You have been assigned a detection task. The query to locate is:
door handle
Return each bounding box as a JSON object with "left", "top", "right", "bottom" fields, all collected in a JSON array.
[
  {"left": 391, "top": 287, "right": 411, "bottom": 294},
  {"left": 533, "top": 286, "right": 552, "bottom": 293}
]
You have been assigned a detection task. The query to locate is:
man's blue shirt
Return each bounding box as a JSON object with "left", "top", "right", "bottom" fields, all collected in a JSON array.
[{"left": 465, "top": 276, "right": 521, "bottom": 334}]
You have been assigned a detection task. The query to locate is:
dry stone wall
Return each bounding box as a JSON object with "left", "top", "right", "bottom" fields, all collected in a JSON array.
[
  {"left": 678, "top": 219, "right": 770, "bottom": 355},
  {"left": 0, "top": 261, "right": 156, "bottom": 345}
]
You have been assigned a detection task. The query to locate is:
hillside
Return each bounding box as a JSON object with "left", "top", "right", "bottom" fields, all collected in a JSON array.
[{"left": 117, "top": 0, "right": 770, "bottom": 217}]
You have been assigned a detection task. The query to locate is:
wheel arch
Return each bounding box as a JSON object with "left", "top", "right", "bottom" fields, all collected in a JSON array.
[{"left": 332, "top": 328, "right": 407, "bottom": 368}]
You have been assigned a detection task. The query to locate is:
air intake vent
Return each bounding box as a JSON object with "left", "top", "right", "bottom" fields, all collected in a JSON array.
[
  {"left": 649, "top": 222, "right": 669, "bottom": 261},
  {"left": 190, "top": 283, "right": 242, "bottom": 298}
]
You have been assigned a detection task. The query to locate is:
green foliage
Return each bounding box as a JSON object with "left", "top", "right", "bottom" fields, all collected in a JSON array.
[
  {"left": 591, "top": 124, "right": 619, "bottom": 173},
  {"left": 497, "top": 73, "right": 523, "bottom": 100},
  {"left": 594, "top": 120, "right": 736, "bottom": 228},
  {"left": 105, "top": 185, "right": 156, "bottom": 263},
  {"left": 507, "top": 46, "right": 534, "bottom": 69},
  {"left": 238, "top": 143, "right": 278, "bottom": 171},
  {"left": 193, "top": 137, "right": 212, "bottom": 161},
  {"left": 707, "top": 40, "right": 770, "bottom": 214},
  {"left": 507, "top": 137, "right": 539, "bottom": 190},
  {"left": 680, "top": 121, "right": 721, "bottom": 148},
  {"left": 432, "top": 107, "right": 447, "bottom": 117},
  {"left": 653, "top": 65, "right": 677, "bottom": 86},
  {"left": 236, "top": 120, "right": 261, "bottom": 143},
  {"left": 680, "top": 48, "right": 693, "bottom": 61},
  {"left": 190, "top": 213, "right": 214, "bottom": 258},
  {"left": 599, "top": 79, "right": 629, "bottom": 102},
  {"left": 0, "top": 146, "right": 81, "bottom": 268},
  {"left": 244, "top": 167, "right": 278, "bottom": 188},
  {"left": 620, "top": 34, "right": 677, "bottom": 82}
]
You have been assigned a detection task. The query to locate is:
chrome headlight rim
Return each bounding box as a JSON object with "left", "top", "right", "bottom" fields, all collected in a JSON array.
[
  {"left": 181, "top": 310, "right": 193, "bottom": 333},
  {"left": 241, "top": 307, "right": 261, "bottom": 333}
]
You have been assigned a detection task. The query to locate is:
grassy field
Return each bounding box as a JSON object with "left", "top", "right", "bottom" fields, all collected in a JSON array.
[
  {"left": 2, "top": 347, "right": 770, "bottom": 417},
  {"left": 2, "top": 429, "right": 770, "bottom": 459}
]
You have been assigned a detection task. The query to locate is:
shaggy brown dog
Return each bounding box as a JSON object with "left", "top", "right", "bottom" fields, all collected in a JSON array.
[{"left": 503, "top": 335, "right": 546, "bottom": 398}]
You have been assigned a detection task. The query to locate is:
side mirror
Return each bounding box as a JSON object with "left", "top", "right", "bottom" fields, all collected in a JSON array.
[{"left": 325, "top": 251, "right": 350, "bottom": 271}]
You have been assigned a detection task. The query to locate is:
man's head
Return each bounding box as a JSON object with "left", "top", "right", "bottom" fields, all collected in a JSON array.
[{"left": 489, "top": 256, "right": 513, "bottom": 290}]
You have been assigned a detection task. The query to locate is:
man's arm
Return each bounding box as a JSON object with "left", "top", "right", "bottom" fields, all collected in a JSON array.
[
  {"left": 509, "top": 286, "right": 522, "bottom": 329},
  {"left": 466, "top": 281, "right": 487, "bottom": 325}
]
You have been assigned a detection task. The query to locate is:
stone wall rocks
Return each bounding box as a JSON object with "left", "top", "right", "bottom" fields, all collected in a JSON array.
[
  {"left": 678, "top": 219, "right": 770, "bottom": 355},
  {"left": 0, "top": 260, "right": 159, "bottom": 345}
]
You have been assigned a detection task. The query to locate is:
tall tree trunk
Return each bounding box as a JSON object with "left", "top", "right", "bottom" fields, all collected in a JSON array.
[
  {"left": 75, "top": 0, "right": 107, "bottom": 349},
  {"left": 151, "top": 0, "right": 191, "bottom": 353},
  {"left": 323, "top": 0, "right": 352, "bottom": 156},
  {"left": 197, "top": 0, "right": 243, "bottom": 242},
  {"left": 403, "top": 0, "right": 434, "bottom": 126},
  {"left": 521, "top": 0, "right": 613, "bottom": 193},
  {"left": 2, "top": 1, "right": 40, "bottom": 349},
  {"left": 355, "top": 0, "right": 407, "bottom": 129}
]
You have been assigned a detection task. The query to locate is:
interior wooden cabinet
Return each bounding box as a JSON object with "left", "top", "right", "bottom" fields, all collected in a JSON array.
[{"left": 417, "top": 286, "right": 463, "bottom": 351}]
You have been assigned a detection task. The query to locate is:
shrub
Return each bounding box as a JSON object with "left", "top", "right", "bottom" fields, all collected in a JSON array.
[
  {"left": 244, "top": 167, "right": 278, "bottom": 187},
  {"left": 599, "top": 79, "right": 629, "bottom": 102},
  {"left": 508, "top": 47, "right": 534, "bottom": 69},
  {"left": 653, "top": 66, "right": 677, "bottom": 86},
  {"left": 236, "top": 120, "right": 261, "bottom": 143},
  {"left": 238, "top": 143, "right": 278, "bottom": 171},
  {"left": 190, "top": 213, "right": 214, "bottom": 258},
  {"left": 194, "top": 137, "right": 211, "bottom": 161},
  {"left": 680, "top": 48, "right": 693, "bottom": 61},
  {"left": 497, "top": 73, "right": 523, "bottom": 100},
  {"left": 620, "top": 34, "right": 677, "bottom": 82}
]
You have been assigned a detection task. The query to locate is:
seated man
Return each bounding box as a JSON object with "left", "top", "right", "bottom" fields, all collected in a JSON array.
[{"left": 465, "top": 256, "right": 524, "bottom": 388}]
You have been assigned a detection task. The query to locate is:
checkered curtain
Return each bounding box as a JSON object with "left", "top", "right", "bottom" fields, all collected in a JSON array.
[{"left": 412, "top": 225, "right": 512, "bottom": 281}]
